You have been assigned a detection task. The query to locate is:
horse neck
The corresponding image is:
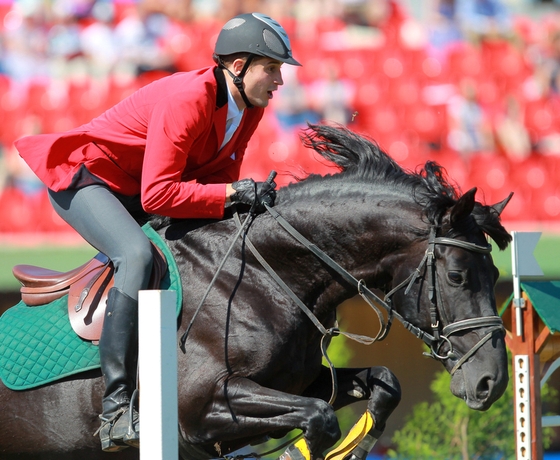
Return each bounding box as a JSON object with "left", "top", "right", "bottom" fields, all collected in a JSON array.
[{"left": 252, "top": 193, "right": 424, "bottom": 310}]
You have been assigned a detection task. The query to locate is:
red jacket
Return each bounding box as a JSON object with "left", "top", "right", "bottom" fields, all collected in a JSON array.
[{"left": 15, "top": 66, "right": 264, "bottom": 219}]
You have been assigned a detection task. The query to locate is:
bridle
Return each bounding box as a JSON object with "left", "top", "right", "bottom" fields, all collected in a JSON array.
[
  {"left": 258, "top": 205, "right": 505, "bottom": 377},
  {"left": 382, "top": 226, "right": 504, "bottom": 375},
  {"left": 176, "top": 200, "right": 505, "bottom": 459},
  {"left": 179, "top": 203, "right": 505, "bottom": 385}
]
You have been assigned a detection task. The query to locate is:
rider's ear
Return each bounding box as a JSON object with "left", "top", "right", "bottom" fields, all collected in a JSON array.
[
  {"left": 449, "top": 187, "right": 476, "bottom": 225},
  {"left": 491, "top": 192, "right": 514, "bottom": 216}
]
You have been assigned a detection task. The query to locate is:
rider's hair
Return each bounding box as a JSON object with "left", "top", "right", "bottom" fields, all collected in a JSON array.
[{"left": 212, "top": 52, "right": 253, "bottom": 67}]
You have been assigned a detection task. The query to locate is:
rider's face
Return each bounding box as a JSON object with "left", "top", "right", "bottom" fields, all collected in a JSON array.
[{"left": 234, "top": 57, "right": 284, "bottom": 109}]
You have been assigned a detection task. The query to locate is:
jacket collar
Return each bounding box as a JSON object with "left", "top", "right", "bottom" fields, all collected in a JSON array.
[{"left": 214, "top": 66, "right": 228, "bottom": 109}]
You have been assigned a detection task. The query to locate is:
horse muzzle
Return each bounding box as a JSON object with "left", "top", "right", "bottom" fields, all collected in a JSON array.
[{"left": 448, "top": 343, "right": 509, "bottom": 411}]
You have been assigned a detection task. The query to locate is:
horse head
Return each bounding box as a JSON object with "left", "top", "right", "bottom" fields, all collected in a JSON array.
[
  {"left": 388, "top": 186, "right": 512, "bottom": 410},
  {"left": 299, "top": 124, "right": 512, "bottom": 411}
]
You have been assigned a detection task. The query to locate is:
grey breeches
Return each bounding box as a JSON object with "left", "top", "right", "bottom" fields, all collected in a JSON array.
[{"left": 48, "top": 185, "right": 153, "bottom": 302}]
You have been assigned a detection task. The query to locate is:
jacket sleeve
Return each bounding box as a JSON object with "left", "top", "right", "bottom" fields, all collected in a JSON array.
[{"left": 140, "top": 88, "right": 227, "bottom": 219}]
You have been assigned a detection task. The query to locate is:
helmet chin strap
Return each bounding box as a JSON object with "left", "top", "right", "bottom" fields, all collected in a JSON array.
[{"left": 218, "top": 55, "right": 255, "bottom": 109}]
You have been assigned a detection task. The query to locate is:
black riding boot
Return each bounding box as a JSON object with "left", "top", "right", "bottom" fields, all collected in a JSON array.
[{"left": 97, "top": 287, "right": 140, "bottom": 452}]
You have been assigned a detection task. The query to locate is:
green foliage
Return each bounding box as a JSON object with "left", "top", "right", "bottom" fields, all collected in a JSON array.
[
  {"left": 322, "top": 333, "right": 353, "bottom": 368},
  {"left": 0, "top": 245, "right": 96, "bottom": 290},
  {"left": 388, "top": 362, "right": 557, "bottom": 460}
]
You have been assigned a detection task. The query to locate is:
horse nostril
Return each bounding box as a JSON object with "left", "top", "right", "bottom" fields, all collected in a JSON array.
[{"left": 476, "top": 376, "right": 494, "bottom": 401}]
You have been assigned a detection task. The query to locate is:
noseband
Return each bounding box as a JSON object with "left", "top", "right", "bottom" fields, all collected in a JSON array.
[
  {"left": 261, "top": 206, "right": 504, "bottom": 376},
  {"left": 383, "top": 227, "right": 504, "bottom": 375}
]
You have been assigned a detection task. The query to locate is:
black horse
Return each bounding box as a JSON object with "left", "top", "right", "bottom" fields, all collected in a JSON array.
[{"left": 0, "top": 124, "right": 512, "bottom": 460}]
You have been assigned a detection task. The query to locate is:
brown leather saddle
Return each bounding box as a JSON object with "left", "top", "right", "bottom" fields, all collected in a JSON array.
[{"left": 12, "top": 244, "right": 167, "bottom": 343}]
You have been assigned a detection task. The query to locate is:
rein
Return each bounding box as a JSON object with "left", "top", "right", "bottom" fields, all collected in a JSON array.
[
  {"left": 179, "top": 202, "right": 504, "bottom": 381},
  {"left": 262, "top": 204, "right": 505, "bottom": 376}
]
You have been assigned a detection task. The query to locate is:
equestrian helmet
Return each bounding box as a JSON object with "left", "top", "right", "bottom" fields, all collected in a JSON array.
[{"left": 214, "top": 13, "right": 301, "bottom": 66}]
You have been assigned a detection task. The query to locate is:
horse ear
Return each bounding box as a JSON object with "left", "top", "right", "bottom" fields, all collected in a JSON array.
[
  {"left": 491, "top": 192, "right": 514, "bottom": 216},
  {"left": 450, "top": 187, "right": 477, "bottom": 224}
]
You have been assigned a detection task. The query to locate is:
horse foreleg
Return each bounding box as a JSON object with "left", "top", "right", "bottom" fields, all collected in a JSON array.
[
  {"left": 298, "top": 366, "right": 401, "bottom": 460},
  {"left": 182, "top": 377, "right": 341, "bottom": 459}
]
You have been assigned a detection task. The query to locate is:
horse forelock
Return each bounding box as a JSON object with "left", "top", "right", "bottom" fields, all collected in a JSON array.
[{"left": 471, "top": 202, "right": 512, "bottom": 250}]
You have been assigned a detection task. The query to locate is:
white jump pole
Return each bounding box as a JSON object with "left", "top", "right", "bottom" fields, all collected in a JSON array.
[{"left": 138, "top": 290, "right": 179, "bottom": 460}]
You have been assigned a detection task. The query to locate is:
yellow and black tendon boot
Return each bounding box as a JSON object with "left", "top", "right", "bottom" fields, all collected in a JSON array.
[
  {"left": 279, "top": 438, "right": 312, "bottom": 460},
  {"left": 324, "top": 411, "right": 383, "bottom": 460}
]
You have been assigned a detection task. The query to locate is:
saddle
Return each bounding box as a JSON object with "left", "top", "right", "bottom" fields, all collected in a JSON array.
[{"left": 12, "top": 244, "right": 167, "bottom": 343}]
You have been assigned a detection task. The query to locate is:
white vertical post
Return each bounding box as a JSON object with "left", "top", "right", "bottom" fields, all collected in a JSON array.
[
  {"left": 515, "top": 355, "right": 532, "bottom": 460},
  {"left": 511, "top": 232, "right": 543, "bottom": 337},
  {"left": 511, "top": 232, "right": 524, "bottom": 337},
  {"left": 510, "top": 232, "right": 543, "bottom": 460},
  {"left": 138, "top": 290, "right": 178, "bottom": 460}
]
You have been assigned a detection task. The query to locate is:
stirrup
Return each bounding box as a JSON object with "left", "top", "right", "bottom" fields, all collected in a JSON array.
[
  {"left": 123, "top": 389, "right": 140, "bottom": 448},
  {"left": 94, "top": 410, "right": 130, "bottom": 452}
]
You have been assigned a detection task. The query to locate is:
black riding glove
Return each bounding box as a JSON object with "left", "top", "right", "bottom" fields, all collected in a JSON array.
[{"left": 231, "top": 178, "right": 277, "bottom": 214}]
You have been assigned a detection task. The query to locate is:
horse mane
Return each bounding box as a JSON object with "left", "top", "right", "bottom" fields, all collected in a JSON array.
[
  {"left": 147, "top": 124, "right": 510, "bottom": 250},
  {"left": 299, "top": 124, "right": 511, "bottom": 248},
  {"left": 299, "top": 124, "right": 457, "bottom": 224}
]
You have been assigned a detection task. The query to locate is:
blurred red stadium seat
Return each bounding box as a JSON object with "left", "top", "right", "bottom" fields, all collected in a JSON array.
[{"left": 0, "top": 187, "right": 38, "bottom": 233}]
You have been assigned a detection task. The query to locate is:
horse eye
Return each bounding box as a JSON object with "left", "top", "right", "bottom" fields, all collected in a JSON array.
[{"left": 447, "top": 271, "right": 464, "bottom": 285}]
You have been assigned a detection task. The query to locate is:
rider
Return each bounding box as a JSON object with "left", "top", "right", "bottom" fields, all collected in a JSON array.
[{"left": 14, "top": 12, "right": 300, "bottom": 452}]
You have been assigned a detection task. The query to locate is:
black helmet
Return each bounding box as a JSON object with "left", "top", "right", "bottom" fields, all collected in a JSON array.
[{"left": 214, "top": 13, "right": 300, "bottom": 66}]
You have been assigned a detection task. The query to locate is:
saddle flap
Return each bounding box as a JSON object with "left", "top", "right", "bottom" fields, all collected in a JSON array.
[
  {"left": 67, "top": 263, "right": 114, "bottom": 341},
  {"left": 67, "top": 243, "right": 168, "bottom": 342}
]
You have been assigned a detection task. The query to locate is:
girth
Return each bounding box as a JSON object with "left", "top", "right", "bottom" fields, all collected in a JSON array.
[{"left": 12, "top": 243, "right": 167, "bottom": 341}]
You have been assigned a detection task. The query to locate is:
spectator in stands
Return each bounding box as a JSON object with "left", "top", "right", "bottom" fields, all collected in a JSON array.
[
  {"left": 330, "top": 0, "right": 407, "bottom": 47},
  {"left": 426, "top": 0, "right": 464, "bottom": 60},
  {"left": 447, "top": 77, "right": 494, "bottom": 156},
  {"left": 46, "top": 4, "right": 82, "bottom": 69},
  {"left": 0, "top": 143, "right": 7, "bottom": 195},
  {"left": 363, "top": 0, "right": 408, "bottom": 44},
  {"left": 1, "top": 3, "right": 50, "bottom": 88},
  {"left": 273, "top": 65, "right": 318, "bottom": 133},
  {"left": 79, "top": 1, "right": 119, "bottom": 80},
  {"left": 113, "top": 4, "right": 177, "bottom": 76},
  {"left": 307, "top": 59, "right": 356, "bottom": 126},
  {"left": 5, "top": 114, "right": 45, "bottom": 198},
  {"left": 494, "top": 94, "right": 532, "bottom": 161},
  {"left": 455, "top": 0, "right": 513, "bottom": 44},
  {"left": 542, "top": 29, "right": 560, "bottom": 96},
  {"left": 14, "top": 12, "right": 297, "bottom": 454}
]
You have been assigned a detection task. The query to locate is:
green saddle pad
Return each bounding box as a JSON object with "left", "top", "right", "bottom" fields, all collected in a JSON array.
[{"left": 0, "top": 223, "right": 182, "bottom": 390}]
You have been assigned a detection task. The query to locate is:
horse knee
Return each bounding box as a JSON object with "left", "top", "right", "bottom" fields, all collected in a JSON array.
[
  {"left": 367, "top": 366, "right": 401, "bottom": 431},
  {"left": 303, "top": 399, "right": 341, "bottom": 456}
]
